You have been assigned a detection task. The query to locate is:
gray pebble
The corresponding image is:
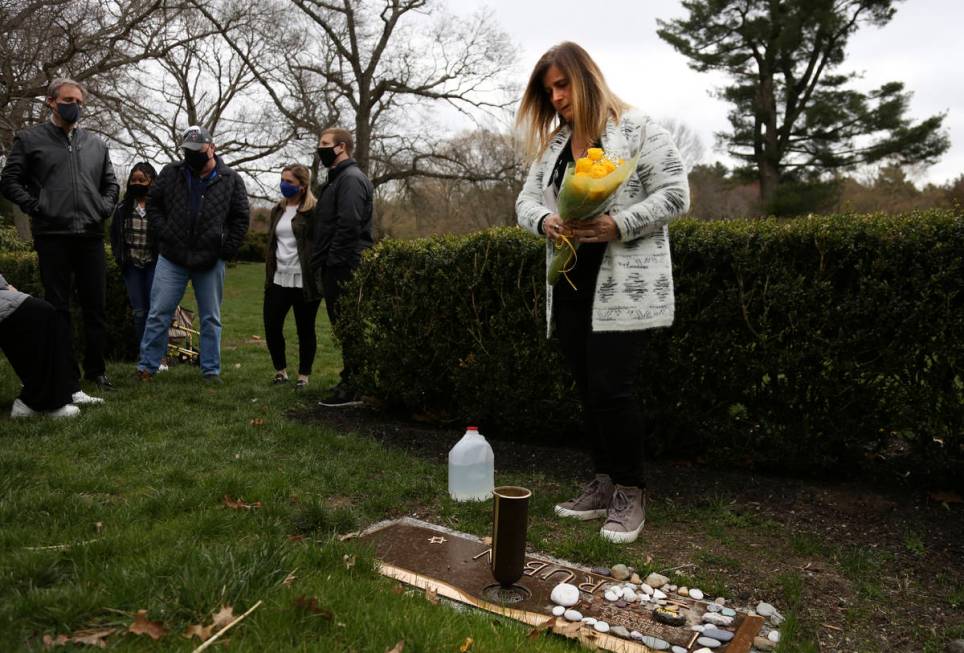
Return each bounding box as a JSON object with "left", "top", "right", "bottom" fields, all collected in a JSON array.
[
  {"left": 672, "top": 648, "right": 688, "bottom": 653},
  {"left": 702, "top": 627, "right": 734, "bottom": 642},
  {"left": 563, "top": 609, "right": 582, "bottom": 622},
  {"left": 706, "top": 603, "right": 722, "bottom": 613},
  {"left": 722, "top": 607, "right": 737, "bottom": 617},
  {"left": 591, "top": 566, "right": 611, "bottom": 577},
  {"left": 756, "top": 601, "right": 776, "bottom": 617},
  {"left": 698, "top": 636, "right": 723, "bottom": 648},
  {"left": 640, "top": 635, "right": 671, "bottom": 650},
  {"left": 610, "top": 625, "right": 630, "bottom": 638},
  {"left": 611, "top": 564, "right": 631, "bottom": 580}
]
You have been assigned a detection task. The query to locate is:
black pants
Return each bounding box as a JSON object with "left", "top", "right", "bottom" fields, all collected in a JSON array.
[
  {"left": 0, "top": 297, "right": 74, "bottom": 410},
  {"left": 321, "top": 265, "right": 355, "bottom": 383},
  {"left": 263, "top": 284, "right": 321, "bottom": 376},
  {"left": 554, "top": 295, "right": 646, "bottom": 488},
  {"left": 34, "top": 236, "right": 106, "bottom": 387}
]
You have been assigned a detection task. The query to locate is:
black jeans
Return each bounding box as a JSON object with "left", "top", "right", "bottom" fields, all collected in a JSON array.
[
  {"left": 0, "top": 297, "right": 74, "bottom": 410},
  {"left": 33, "top": 235, "right": 107, "bottom": 387},
  {"left": 262, "top": 284, "right": 321, "bottom": 376},
  {"left": 554, "top": 295, "right": 646, "bottom": 488},
  {"left": 321, "top": 265, "right": 355, "bottom": 384}
]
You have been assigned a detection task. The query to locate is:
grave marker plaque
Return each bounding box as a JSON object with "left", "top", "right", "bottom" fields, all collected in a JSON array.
[{"left": 358, "top": 518, "right": 763, "bottom": 652}]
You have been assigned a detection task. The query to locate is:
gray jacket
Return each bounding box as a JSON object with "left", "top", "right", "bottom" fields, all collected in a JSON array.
[
  {"left": 0, "top": 274, "right": 29, "bottom": 324},
  {"left": 0, "top": 121, "right": 119, "bottom": 237}
]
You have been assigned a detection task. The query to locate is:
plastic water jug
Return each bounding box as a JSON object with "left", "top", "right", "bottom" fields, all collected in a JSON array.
[{"left": 448, "top": 426, "right": 494, "bottom": 501}]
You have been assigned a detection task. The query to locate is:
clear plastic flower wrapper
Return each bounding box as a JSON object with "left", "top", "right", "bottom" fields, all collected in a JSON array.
[{"left": 548, "top": 147, "right": 639, "bottom": 287}]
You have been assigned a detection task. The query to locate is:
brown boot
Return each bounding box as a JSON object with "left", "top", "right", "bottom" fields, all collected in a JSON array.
[
  {"left": 599, "top": 485, "right": 646, "bottom": 544},
  {"left": 554, "top": 474, "right": 614, "bottom": 520}
]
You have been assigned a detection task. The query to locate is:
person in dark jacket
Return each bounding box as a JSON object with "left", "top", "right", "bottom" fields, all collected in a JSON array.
[
  {"left": 109, "top": 162, "right": 158, "bottom": 350},
  {"left": 264, "top": 163, "right": 321, "bottom": 390},
  {"left": 311, "top": 127, "right": 373, "bottom": 407},
  {"left": 0, "top": 78, "right": 118, "bottom": 397},
  {"left": 135, "top": 126, "right": 249, "bottom": 383},
  {"left": 1, "top": 273, "right": 80, "bottom": 419}
]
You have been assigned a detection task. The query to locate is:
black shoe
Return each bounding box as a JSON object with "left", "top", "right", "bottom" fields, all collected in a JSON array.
[
  {"left": 90, "top": 374, "right": 114, "bottom": 391},
  {"left": 203, "top": 374, "right": 223, "bottom": 385},
  {"left": 318, "top": 382, "right": 362, "bottom": 407}
]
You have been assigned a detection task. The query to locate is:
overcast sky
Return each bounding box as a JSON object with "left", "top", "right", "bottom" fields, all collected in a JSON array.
[{"left": 446, "top": 0, "right": 961, "bottom": 186}]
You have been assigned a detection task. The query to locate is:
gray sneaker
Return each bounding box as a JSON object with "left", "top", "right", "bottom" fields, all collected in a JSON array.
[
  {"left": 554, "top": 475, "right": 614, "bottom": 520},
  {"left": 599, "top": 485, "right": 646, "bottom": 544}
]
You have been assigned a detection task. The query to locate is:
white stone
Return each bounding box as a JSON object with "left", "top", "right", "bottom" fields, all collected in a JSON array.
[
  {"left": 653, "top": 589, "right": 668, "bottom": 600},
  {"left": 550, "top": 583, "right": 580, "bottom": 607},
  {"left": 697, "top": 636, "right": 722, "bottom": 648},
  {"left": 714, "top": 597, "right": 726, "bottom": 605},
  {"left": 594, "top": 621, "right": 610, "bottom": 633},
  {"left": 623, "top": 589, "right": 637, "bottom": 602},
  {"left": 564, "top": 609, "right": 583, "bottom": 622},
  {"left": 771, "top": 612, "right": 785, "bottom": 626},
  {"left": 672, "top": 647, "right": 689, "bottom": 653},
  {"left": 581, "top": 617, "right": 597, "bottom": 626},
  {"left": 641, "top": 583, "right": 655, "bottom": 595},
  {"left": 604, "top": 590, "right": 620, "bottom": 602},
  {"left": 645, "top": 573, "right": 669, "bottom": 588},
  {"left": 552, "top": 605, "right": 565, "bottom": 616},
  {"left": 690, "top": 625, "right": 705, "bottom": 632},
  {"left": 690, "top": 588, "right": 705, "bottom": 600},
  {"left": 667, "top": 584, "right": 678, "bottom": 592},
  {"left": 756, "top": 602, "right": 776, "bottom": 617},
  {"left": 706, "top": 603, "right": 722, "bottom": 613},
  {"left": 694, "top": 649, "right": 714, "bottom": 653},
  {"left": 623, "top": 583, "right": 638, "bottom": 591},
  {"left": 702, "top": 613, "right": 734, "bottom": 627},
  {"left": 630, "top": 631, "right": 644, "bottom": 641},
  {"left": 768, "top": 630, "right": 781, "bottom": 643},
  {"left": 641, "top": 636, "right": 670, "bottom": 650},
  {"left": 722, "top": 607, "right": 737, "bottom": 617}
]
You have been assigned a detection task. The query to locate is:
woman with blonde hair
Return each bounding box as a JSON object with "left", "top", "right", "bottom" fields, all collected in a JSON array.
[
  {"left": 516, "top": 42, "right": 690, "bottom": 544},
  {"left": 263, "top": 163, "right": 321, "bottom": 389}
]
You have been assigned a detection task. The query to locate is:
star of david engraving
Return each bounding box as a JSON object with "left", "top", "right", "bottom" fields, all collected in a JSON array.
[{"left": 427, "top": 536, "right": 447, "bottom": 544}]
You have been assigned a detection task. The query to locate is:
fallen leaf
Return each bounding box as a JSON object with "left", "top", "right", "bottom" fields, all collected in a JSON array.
[
  {"left": 527, "top": 616, "right": 555, "bottom": 640},
  {"left": 251, "top": 335, "right": 261, "bottom": 340},
  {"left": 249, "top": 417, "right": 265, "bottom": 427},
  {"left": 128, "top": 610, "right": 168, "bottom": 640},
  {"left": 342, "top": 554, "right": 356, "bottom": 570},
  {"left": 390, "top": 583, "right": 405, "bottom": 595},
  {"left": 287, "top": 534, "right": 305, "bottom": 542},
  {"left": 928, "top": 490, "right": 962, "bottom": 505},
  {"left": 294, "top": 595, "right": 334, "bottom": 620},
  {"left": 386, "top": 641, "right": 405, "bottom": 653},
  {"left": 94, "top": 522, "right": 103, "bottom": 534},
  {"left": 424, "top": 587, "right": 439, "bottom": 604},
  {"left": 182, "top": 623, "right": 213, "bottom": 641},
  {"left": 459, "top": 636, "right": 474, "bottom": 652},
  {"left": 211, "top": 605, "right": 237, "bottom": 631},
  {"left": 42, "top": 633, "right": 70, "bottom": 649},
  {"left": 223, "top": 495, "right": 262, "bottom": 510},
  {"left": 70, "top": 628, "right": 115, "bottom": 648},
  {"left": 282, "top": 570, "right": 298, "bottom": 587}
]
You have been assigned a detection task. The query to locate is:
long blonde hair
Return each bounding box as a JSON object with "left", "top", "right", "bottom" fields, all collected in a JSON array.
[
  {"left": 516, "top": 42, "right": 629, "bottom": 161},
  {"left": 277, "top": 163, "right": 317, "bottom": 213}
]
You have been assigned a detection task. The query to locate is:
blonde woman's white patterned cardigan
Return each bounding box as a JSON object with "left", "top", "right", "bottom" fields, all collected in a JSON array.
[{"left": 516, "top": 109, "right": 691, "bottom": 336}]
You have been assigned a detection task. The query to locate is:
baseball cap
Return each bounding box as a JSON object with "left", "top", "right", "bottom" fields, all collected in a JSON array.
[{"left": 181, "top": 125, "right": 213, "bottom": 151}]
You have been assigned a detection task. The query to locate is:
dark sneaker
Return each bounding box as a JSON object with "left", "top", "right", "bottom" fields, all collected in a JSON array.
[
  {"left": 318, "top": 382, "right": 362, "bottom": 407},
  {"left": 599, "top": 485, "right": 646, "bottom": 544},
  {"left": 90, "top": 374, "right": 114, "bottom": 391},
  {"left": 203, "top": 374, "right": 223, "bottom": 385},
  {"left": 554, "top": 474, "right": 614, "bottom": 520}
]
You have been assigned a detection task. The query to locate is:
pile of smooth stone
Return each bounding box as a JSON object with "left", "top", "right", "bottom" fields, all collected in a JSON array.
[{"left": 548, "top": 564, "right": 784, "bottom": 652}]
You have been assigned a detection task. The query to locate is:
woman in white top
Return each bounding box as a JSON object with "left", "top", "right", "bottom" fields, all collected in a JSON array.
[{"left": 263, "top": 164, "right": 321, "bottom": 389}]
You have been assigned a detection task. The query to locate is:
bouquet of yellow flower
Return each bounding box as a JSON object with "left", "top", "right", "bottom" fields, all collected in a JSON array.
[{"left": 548, "top": 147, "right": 637, "bottom": 286}]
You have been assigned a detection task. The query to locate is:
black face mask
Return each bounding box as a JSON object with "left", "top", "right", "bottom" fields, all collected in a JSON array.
[
  {"left": 317, "top": 145, "right": 338, "bottom": 168},
  {"left": 183, "top": 149, "right": 210, "bottom": 172},
  {"left": 127, "top": 184, "right": 150, "bottom": 198},
  {"left": 56, "top": 102, "right": 81, "bottom": 124}
]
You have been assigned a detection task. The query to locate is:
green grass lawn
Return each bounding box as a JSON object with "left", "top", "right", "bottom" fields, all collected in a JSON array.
[
  {"left": 1, "top": 262, "right": 960, "bottom": 652},
  {"left": 0, "top": 262, "right": 581, "bottom": 652}
]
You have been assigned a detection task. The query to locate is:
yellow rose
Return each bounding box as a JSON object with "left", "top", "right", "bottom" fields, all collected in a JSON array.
[
  {"left": 587, "top": 147, "right": 604, "bottom": 161},
  {"left": 575, "top": 158, "right": 593, "bottom": 174}
]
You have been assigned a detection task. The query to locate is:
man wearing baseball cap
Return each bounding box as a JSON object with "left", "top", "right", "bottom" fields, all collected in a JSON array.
[{"left": 135, "top": 125, "right": 249, "bottom": 383}]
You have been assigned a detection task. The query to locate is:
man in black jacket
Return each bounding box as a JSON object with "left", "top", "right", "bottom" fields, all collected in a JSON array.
[
  {"left": 0, "top": 78, "right": 118, "bottom": 399},
  {"left": 135, "top": 126, "right": 249, "bottom": 383},
  {"left": 312, "top": 127, "right": 373, "bottom": 406}
]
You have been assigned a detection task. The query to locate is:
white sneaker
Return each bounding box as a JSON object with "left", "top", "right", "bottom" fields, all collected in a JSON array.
[
  {"left": 71, "top": 391, "right": 104, "bottom": 405},
  {"left": 158, "top": 363, "right": 169, "bottom": 372},
  {"left": 47, "top": 404, "right": 81, "bottom": 419},
  {"left": 10, "top": 398, "right": 37, "bottom": 418}
]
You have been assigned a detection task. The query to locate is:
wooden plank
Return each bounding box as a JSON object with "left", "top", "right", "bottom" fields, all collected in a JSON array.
[{"left": 728, "top": 614, "right": 766, "bottom": 653}]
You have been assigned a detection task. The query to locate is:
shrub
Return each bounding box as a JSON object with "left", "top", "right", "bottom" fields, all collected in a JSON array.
[
  {"left": 0, "top": 249, "right": 137, "bottom": 361},
  {"left": 237, "top": 230, "right": 268, "bottom": 262},
  {"left": 337, "top": 211, "right": 963, "bottom": 474}
]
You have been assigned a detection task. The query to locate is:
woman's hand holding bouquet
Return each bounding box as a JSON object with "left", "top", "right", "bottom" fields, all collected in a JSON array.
[{"left": 547, "top": 147, "right": 637, "bottom": 287}]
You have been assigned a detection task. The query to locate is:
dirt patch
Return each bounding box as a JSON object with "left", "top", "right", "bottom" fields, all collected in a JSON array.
[{"left": 299, "top": 404, "right": 964, "bottom": 651}]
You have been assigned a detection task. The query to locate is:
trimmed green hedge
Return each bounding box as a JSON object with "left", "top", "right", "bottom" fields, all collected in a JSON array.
[
  {"left": 337, "top": 211, "right": 963, "bottom": 473},
  {"left": 0, "top": 250, "right": 137, "bottom": 361}
]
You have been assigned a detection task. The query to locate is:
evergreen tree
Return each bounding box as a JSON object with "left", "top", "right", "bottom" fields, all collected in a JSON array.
[{"left": 658, "top": 0, "right": 949, "bottom": 209}]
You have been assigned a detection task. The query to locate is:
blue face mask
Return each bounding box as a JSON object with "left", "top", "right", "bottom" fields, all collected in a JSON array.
[
  {"left": 280, "top": 181, "right": 301, "bottom": 198},
  {"left": 56, "top": 102, "right": 81, "bottom": 124}
]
